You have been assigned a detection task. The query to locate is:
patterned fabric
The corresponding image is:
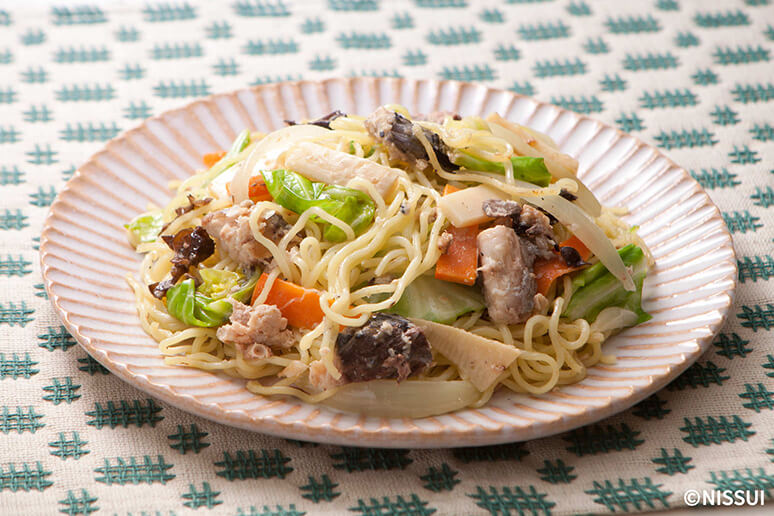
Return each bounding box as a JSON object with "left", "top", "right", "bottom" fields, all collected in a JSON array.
[{"left": 1, "top": 0, "right": 773, "bottom": 514}]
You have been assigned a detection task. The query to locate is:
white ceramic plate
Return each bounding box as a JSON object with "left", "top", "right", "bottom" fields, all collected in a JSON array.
[{"left": 40, "top": 78, "right": 736, "bottom": 448}]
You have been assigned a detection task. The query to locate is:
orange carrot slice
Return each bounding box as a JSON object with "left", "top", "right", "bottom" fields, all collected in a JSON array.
[
  {"left": 435, "top": 183, "right": 479, "bottom": 286},
  {"left": 534, "top": 257, "right": 580, "bottom": 295},
  {"left": 534, "top": 235, "right": 592, "bottom": 294},
  {"left": 251, "top": 273, "right": 325, "bottom": 329},
  {"left": 203, "top": 151, "right": 226, "bottom": 168},
  {"left": 248, "top": 176, "right": 272, "bottom": 202},
  {"left": 442, "top": 184, "right": 461, "bottom": 196},
  {"left": 435, "top": 226, "right": 479, "bottom": 286}
]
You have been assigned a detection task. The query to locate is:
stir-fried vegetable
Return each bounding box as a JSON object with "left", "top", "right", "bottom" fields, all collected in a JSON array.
[
  {"left": 435, "top": 183, "right": 479, "bottom": 285},
  {"left": 347, "top": 140, "right": 375, "bottom": 157},
  {"left": 438, "top": 184, "right": 508, "bottom": 227},
  {"left": 197, "top": 269, "right": 241, "bottom": 298},
  {"left": 534, "top": 257, "right": 581, "bottom": 295},
  {"left": 283, "top": 141, "right": 399, "bottom": 198},
  {"left": 125, "top": 211, "right": 164, "bottom": 246},
  {"left": 187, "top": 130, "right": 254, "bottom": 202},
  {"left": 525, "top": 194, "right": 635, "bottom": 291},
  {"left": 386, "top": 274, "right": 484, "bottom": 324},
  {"left": 232, "top": 125, "right": 330, "bottom": 202},
  {"left": 251, "top": 273, "right": 325, "bottom": 329},
  {"left": 486, "top": 114, "right": 602, "bottom": 217},
  {"left": 590, "top": 307, "right": 640, "bottom": 335},
  {"left": 452, "top": 152, "right": 551, "bottom": 187},
  {"left": 224, "top": 175, "right": 273, "bottom": 202},
  {"left": 321, "top": 379, "right": 480, "bottom": 418},
  {"left": 166, "top": 275, "right": 258, "bottom": 327},
  {"left": 261, "top": 168, "right": 376, "bottom": 242},
  {"left": 411, "top": 318, "right": 521, "bottom": 391},
  {"left": 223, "top": 129, "right": 251, "bottom": 160},
  {"left": 247, "top": 175, "right": 273, "bottom": 202},
  {"left": 435, "top": 225, "right": 479, "bottom": 286},
  {"left": 563, "top": 244, "right": 650, "bottom": 324},
  {"left": 203, "top": 151, "right": 226, "bottom": 168},
  {"left": 204, "top": 129, "right": 251, "bottom": 182},
  {"left": 533, "top": 236, "right": 591, "bottom": 295}
]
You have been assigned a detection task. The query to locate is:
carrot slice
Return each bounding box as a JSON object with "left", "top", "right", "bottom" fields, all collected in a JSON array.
[
  {"left": 248, "top": 175, "right": 273, "bottom": 202},
  {"left": 534, "top": 235, "right": 592, "bottom": 295},
  {"left": 435, "top": 184, "right": 478, "bottom": 286},
  {"left": 442, "top": 184, "right": 461, "bottom": 196},
  {"left": 203, "top": 151, "right": 226, "bottom": 168},
  {"left": 251, "top": 273, "right": 325, "bottom": 329},
  {"left": 225, "top": 175, "right": 273, "bottom": 202},
  {"left": 534, "top": 257, "right": 580, "bottom": 295},
  {"left": 435, "top": 225, "right": 479, "bottom": 286}
]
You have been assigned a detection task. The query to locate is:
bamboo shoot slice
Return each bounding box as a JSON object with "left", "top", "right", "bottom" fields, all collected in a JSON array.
[
  {"left": 411, "top": 318, "right": 521, "bottom": 391},
  {"left": 437, "top": 184, "right": 507, "bottom": 227}
]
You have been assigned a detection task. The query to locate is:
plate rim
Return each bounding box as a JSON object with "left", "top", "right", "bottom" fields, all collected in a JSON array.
[{"left": 39, "top": 77, "right": 737, "bottom": 447}]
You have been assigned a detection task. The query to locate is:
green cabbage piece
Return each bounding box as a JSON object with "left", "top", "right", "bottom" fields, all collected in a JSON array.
[
  {"left": 261, "top": 168, "right": 375, "bottom": 242},
  {"left": 166, "top": 275, "right": 257, "bottom": 328},
  {"left": 386, "top": 274, "right": 485, "bottom": 324},
  {"left": 125, "top": 211, "right": 164, "bottom": 244},
  {"left": 562, "top": 244, "right": 651, "bottom": 325},
  {"left": 452, "top": 152, "right": 551, "bottom": 187}
]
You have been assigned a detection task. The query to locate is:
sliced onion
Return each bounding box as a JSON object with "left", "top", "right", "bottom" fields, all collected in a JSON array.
[
  {"left": 322, "top": 379, "right": 480, "bottom": 418},
  {"left": 520, "top": 125, "right": 559, "bottom": 150},
  {"left": 590, "top": 307, "right": 639, "bottom": 334},
  {"left": 487, "top": 117, "right": 602, "bottom": 216},
  {"left": 522, "top": 193, "right": 635, "bottom": 291},
  {"left": 231, "top": 124, "right": 331, "bottom": 203}
]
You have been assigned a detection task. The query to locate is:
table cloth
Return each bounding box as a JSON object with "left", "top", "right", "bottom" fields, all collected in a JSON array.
[{"left": 1, "top": 0, "right": 773, "bottom": 514}]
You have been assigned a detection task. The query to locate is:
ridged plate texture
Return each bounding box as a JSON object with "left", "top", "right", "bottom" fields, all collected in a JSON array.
[{"left": 40, "top": 78, "right": 736, "bottom": 447}]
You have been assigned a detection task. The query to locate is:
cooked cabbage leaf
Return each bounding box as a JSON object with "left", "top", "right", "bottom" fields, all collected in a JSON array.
[
  {"left": 261, "top": 168, "right": 375, "bottom": 242},
  {"left": 562, "top": 244, "right": 650, "bottom": 325}
]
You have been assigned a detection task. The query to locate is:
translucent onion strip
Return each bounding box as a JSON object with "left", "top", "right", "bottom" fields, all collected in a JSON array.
[{"left": 321, "top": 380, "right": 481, "bottom": 418}]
